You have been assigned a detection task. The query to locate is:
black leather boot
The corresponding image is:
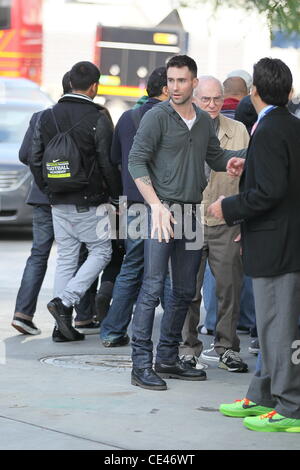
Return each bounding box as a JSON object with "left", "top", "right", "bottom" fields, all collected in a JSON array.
[
  {"left": 47, "top": 298, "right": 85, "bottom": 341},
  {"left": 102, "top": 334, "right": 130, "bottom": 348},
  {"left": 155, "top": 358, "right": 207, "bottom": 381},
  {"left": 131, "top": 367, "right": 167, "bottom": 390},
  {"left": 52, "top": 326, "right": 85, "bottom": 342}
]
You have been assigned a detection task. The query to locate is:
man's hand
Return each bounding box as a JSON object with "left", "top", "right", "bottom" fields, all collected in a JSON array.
[
  {"left": 134, "top": 176, "right": 176, "bottom": 241},
  {"left": 208, "top": 195, "right": 225, "bottom": 220},
  {"left": 226, "top": 157, "right": 245, "bottom": 177},
  {"left": 150, "top": 203, "right": 177, "bottom": 243}
]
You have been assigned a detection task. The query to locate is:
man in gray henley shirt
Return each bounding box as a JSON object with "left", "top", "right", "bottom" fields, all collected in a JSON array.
[{"left": 128, "top": 55, "right": 245, "bottom": 391}]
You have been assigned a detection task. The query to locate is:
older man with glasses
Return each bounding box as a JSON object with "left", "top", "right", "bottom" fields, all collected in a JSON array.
[{"left": 180, "top": 75, "right": 250, "bottom": 373}]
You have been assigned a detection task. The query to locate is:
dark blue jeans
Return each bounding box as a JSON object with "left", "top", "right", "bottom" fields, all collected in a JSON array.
[
  {"left": 131, "top": 209, "right": 202, "bottom": 368},
  {"left": 100, "top": 230, "right": 172, "bottom": 341},
  {"left": 100, "top": 214, "right": 145, "bottom": 341},
  {"left": 15, "top": 205, "right": 54, "bottom": 318},
  {"left": 240, "top": 276, "right": 256, "bottom": 329}
]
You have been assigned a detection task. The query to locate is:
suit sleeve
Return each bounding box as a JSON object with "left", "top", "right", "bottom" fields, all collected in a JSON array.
[{"left": 222, "top": 126, "right": 289, "bottom": 226}]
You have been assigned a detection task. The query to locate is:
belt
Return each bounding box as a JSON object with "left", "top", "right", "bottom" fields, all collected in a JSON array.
[{"left": 160, "top": 199, "right": 199, "bottom": 214}]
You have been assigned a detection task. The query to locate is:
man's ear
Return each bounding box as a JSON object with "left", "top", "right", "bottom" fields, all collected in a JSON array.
[
  {"left": 162, "top": 85, "right": 169, "bottom": 97},
  {"left": 193, "top": 77, "right": 199, "bottom": 90},
  {"left": 92, "top": 82, "right": 99, "bottom": 95},
  {"left": 251, "top": 85, "right": 258, "bottom": 98},
  {"left": 86, "top": 82, "right": 98, "bottom": 98}
]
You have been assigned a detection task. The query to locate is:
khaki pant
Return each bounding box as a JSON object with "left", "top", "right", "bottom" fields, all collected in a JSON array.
[{"left": 180, "top": 224, "right": 243, "bottom": 356}]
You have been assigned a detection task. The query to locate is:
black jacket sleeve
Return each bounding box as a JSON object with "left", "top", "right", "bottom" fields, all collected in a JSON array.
[
  {"left": 95, "top": 113, "right": 122, "bottom": 200},
  {"left": 110, "top": 121, "right": 122, "bottom": 167},
  {"left": 29, "top": 114, "right": 49, "bottom": 194},
  {"left": 19, "top": 112, "right": 42, "bottom": 165}
]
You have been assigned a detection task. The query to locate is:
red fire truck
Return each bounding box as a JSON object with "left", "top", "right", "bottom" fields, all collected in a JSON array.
[{"left": 0, "top": 0, "right": 42, "bottom": 84}]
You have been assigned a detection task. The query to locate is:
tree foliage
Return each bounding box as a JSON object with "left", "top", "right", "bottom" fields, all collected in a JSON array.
[{"left": 179, "top": 0, "right": 300, "bottom": 35}]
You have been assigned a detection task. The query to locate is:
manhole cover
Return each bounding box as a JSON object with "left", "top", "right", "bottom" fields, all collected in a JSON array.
[{"left": 40, "top": 354, "right": 132, "bottom": 371}]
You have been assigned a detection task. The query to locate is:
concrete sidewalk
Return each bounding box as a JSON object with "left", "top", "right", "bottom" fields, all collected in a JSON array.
[
  {"left": 2, "top": 291, "right": 300, "bottom": 450},
  {"left": 0, "top": 235, "right": 299, "bottom": 450}
]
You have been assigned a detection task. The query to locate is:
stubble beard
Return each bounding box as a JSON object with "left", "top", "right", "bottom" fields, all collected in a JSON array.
[{"left": 170, "top": 93, "right": 192, "bottom": 107}]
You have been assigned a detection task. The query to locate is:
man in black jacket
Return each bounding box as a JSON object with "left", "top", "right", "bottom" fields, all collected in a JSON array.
[
  {"left": 30, "top": 61, "right": 122, "bottom": 341},
  {"left": 209, "top": 58, "right": 300, "bottom": 432},
  {"left": 12, "top": 72, "right": 117, "bottom": 341}
]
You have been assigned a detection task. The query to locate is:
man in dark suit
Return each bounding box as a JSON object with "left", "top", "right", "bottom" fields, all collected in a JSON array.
[{"left": 209, "top": 57, "right": 300, "bottom": 433}]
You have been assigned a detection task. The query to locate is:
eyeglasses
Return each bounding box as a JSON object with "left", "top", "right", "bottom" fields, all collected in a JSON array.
[{"left": 199, "top": 96, "right": 224, "bottom": 105}]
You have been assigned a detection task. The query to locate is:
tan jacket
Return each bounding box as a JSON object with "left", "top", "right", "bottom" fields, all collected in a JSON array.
[{"left": 202, "top": 113, "right": 249, "bottom": 226}]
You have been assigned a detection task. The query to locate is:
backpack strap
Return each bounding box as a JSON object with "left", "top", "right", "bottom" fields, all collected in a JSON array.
[
  {"left": 51, "top": 108, "right": 60, "bottom": 133},
  {"left": 51, "top": 109, "right": 96, "bottom": 134}
]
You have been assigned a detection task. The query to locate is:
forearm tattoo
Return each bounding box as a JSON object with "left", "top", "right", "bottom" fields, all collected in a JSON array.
[{"left": 140, "top": 176, "right": 152, "bottom": 185}]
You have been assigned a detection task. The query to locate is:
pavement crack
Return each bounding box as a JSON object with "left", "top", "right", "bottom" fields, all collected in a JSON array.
[{"left": 0, "top": 414, "right": 126, "bottom": 449}]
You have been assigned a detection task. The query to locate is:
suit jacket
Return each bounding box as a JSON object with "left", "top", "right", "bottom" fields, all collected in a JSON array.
[{"left": 222, "top": 106, "right": 300, "bottom": 277}]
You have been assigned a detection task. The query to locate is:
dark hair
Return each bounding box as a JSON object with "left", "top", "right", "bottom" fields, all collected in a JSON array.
[
  {"left": 253, "top": 57, "right": 292, "bottom": 106},
  {"left": 166, "top": 55, "right": 197, "bottom": 78},
  {"left": 69, "top": 61, "right": 100, "bottom": 91},
  {"left": 146, "top": 66, "right": 167, "bottom": 97},
  {"left": 235, "top": 95, "right": 257, "bottom": 135},
  {"left": 62, "top": 71, "right": 72, "bottom": 94}
]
